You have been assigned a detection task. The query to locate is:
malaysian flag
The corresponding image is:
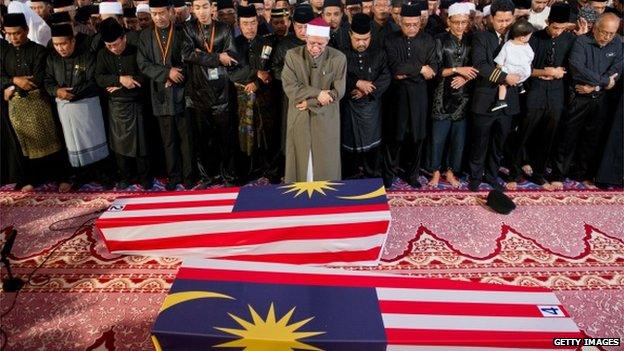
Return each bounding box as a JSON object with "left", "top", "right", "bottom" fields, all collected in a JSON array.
[
  {"left": 151, "top": 258, "right": 584, "bottom": 350},
  {"left": 95, "top": 179, "right": 391, "bottom": 265}
]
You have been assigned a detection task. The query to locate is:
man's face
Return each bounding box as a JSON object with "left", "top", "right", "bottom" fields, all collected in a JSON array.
[
  {"left": 193, "top": 0, "right": 212, "bottom": 24},
  {"left": 322, "top": 6, "right": 343, "bottom": 29},
  {"left": 590, "top": 1, "right": 607, "bottom": 14},
  {"left": 391, "top": 6, "right": 401, "bottom": 23},
  {"left": 52, "top": 36, "right": 76, "bottom": 57},
  {"left": 346, "top": 4, "right": 362, "bottom": 22},
  {"left": 350, "top": 30, "right": 371, "bottom": 51},
  {"left": 447, "top": 14, "right": 469, "bottom": 37},
  {"left": 137, "top": 12, "right": 152, "bottom": 28},
  {"left": 174, "top": 5, "right": 190, "bottom": 23},
  {"left": 218, "top": 8, "right": 236, "bottom": 25},
  {"left": 30, "top": 2, "right": 51, "bottom": 19},
  {"left": 531, "top": 0, "right": 548, "bottom": 12},
  {"left": 105, "top": 35, "right": 127, "bottom": 55},
  {"left": 311, "top": 0, "right": 324, "bottom": 11},
  {"left": 252, "top": 2, "right": 265, "bottom": 14},
  {"left": 306, "top": 35, "right": 329, "bottom": 57},
  {"left": 150, "top": 6, "right": 172, "bottom": 28},
  {"left": 240, "top": 16, "right": 258, "bottom": 40},
  {"left": 274, "top": 0, "right": 289, "bottom": 9},
  {"left": 546, "top": 21, "right": 567, "bottom": 38},
  {"left": 420, "top": 9, "right": 429, "bottom": 28},
  {"left": 593, "top": 18, "right": 618, "bottom": 46},
  {"left": 271, "top": 16, "right": 290, "bottom": 35},
  {"left": 400, "top": 15, "right": 420, "bottom": 37},
  {"left": 293, "top": 22, "right": 307, "bottom": 40},
  {"left": 372, "top": 0, "right": 391, "bottom": 22},
  {"left": 362, "top": 0, "right": 373, "bottom": 15},
  {"left": 491, "top": 10, "right": 514, "bottom": 34},
  {"left": 124, "top": 17, "right": 141, "bottom": 30},
  {"left": 4, "top": 26, "right": 29, "bottom": 47},
  {"left": 428, "top": 0, "right": 438, "bottom": 14}
]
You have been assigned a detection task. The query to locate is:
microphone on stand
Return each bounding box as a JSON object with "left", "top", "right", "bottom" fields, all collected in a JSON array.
[{"left": 1, "top": 228, "right": 24, "bottom": 292}]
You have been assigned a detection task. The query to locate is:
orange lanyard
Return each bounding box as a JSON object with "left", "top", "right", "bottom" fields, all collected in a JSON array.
[
  {"left": 198, "top": 22, "right": 216, "bottom": 53},
  {"left": 154, "top": 25, "right": 174, "bottom": 64}
]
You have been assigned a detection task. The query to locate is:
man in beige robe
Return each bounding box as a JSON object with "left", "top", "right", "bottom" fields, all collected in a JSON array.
[{"left": 281, "top": 17, "right": 347, "bottom": 182}]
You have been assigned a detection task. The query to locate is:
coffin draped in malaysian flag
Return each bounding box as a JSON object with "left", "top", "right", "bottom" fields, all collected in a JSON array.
[
  {"left": 151, "top": 258, "right": 584, "bottom": 351},
  {"left": 95, "top": 179, "right": 391, "bottom": 265}
]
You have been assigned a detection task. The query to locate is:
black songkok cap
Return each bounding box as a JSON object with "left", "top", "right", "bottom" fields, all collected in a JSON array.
[
  {"left": 346, "top": 0, "right": 362, "bottom": 5},
  {"left": 217, "top": 0, "right": 234, "bottom": 10},
  {"left": 439, "top": 0, "right": 456, "bottom": 10},
  {"left": 149, "top": 0, "right": 171, "bottom": 8},
  {"left": 249, "top": 0, "right": 263, "bottom": 4},
  {"left": 3, "top": 13, "right": 27, "bottom": 28},
  {"left": 100, "top": 17, "right": 125, "bottom": 42},
  {"left": 271, "top": 8, "right": 290, "bottom": 17},
  {"left": 49, "top": 11, "right": 72, "bottom": 24},
  {"left": 350, "top": 12, "right": 370, "bottom": 34},
  {"left": 53, "top": 0, "right": 74, "bottom": 8},
  {"left": 74, "top": 5, "right": 93, "bottom": 23},
  {"left": 172, "top": 0, "right": 187, "bottom": 7},
  {"left": 237, "top": 5, "right": 257, "bottom": 17},
  {"left": 51, "top": 23, "right": 74, "bottom": 37},
  {"left": 293, "top": 4, "right": 315, "bottom": 23},
  {"left": 123, "top": 6, "right": 137, "bottom": 17},
  {"left": 401, "top": 3, "right": 420, "bottom": 16},
  {"left": 486, "top": 190, "right": 516, "bottom": 215},
  {"left": 548, "top": 2, "right": 570, "bottom": 23},
  {"left": 323, "top": 0, "right": 342, "bottom": 8},
  {"left": 391, "top": 0, "right": 402, "bottom": 7}
]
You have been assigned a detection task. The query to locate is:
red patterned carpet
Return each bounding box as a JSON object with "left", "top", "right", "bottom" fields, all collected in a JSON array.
[{"left": 0, "top": 189, "right": 623, "bottom": 351}]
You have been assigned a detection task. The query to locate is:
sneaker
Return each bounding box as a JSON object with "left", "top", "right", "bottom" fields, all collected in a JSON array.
[{"left": 490, "top": 100, "right": 508, "bottom": 112}]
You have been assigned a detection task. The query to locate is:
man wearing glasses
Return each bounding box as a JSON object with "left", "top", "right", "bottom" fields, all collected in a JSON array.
[{"left": 550, "top": 13, "right": 622, "bottom": 189}]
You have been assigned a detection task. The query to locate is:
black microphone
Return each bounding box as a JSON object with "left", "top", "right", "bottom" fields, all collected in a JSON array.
[{"left": 1, "top": 228, "right": 25, "bottom": 292}]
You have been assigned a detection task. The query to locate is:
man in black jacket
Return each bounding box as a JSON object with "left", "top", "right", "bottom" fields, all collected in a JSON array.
[
  {"left": 468, "top": 0, "right": 519, "bottom": 192},
  {"left": 137, "top": 0, "right": 194, "bottom": 190},
  {"left": 96, "top": 18, "right": 152, "bottom": 189},
  {"left": 183, "top": 0, "right": 238, "bottom": 186}
]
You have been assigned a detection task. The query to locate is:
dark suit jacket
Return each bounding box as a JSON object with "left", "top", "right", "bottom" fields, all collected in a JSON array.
[{"left": 471, "top": 28, "right": 519, "bottom": 115}]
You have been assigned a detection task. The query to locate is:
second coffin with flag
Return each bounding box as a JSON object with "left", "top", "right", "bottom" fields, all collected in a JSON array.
[{"left": 95, "top": 179, "right": 391, "bottom": 265}]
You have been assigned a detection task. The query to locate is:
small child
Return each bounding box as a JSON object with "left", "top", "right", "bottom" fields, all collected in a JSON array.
[{"left": 491, "top": 19, "right": 535, "bottom": 112}]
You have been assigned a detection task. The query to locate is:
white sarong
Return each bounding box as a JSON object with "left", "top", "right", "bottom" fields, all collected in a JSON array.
[{"left": 56, "top": 96, "right": 109, "bottom": 167}]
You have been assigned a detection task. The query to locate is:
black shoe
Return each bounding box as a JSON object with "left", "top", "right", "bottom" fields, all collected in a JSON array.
[
  {"left": 490, "top": 100, "right": 508, "bottom": 112},
  {"left": 383, "top": 176, "right": 394, "bottom": 189},
  {"left": 140, "top": 179, "right": 153, "bottom": 190},
  {"left": 485, "top": 178, "right": 504, "bottom": 192},
  {"left": 468, "top": 179, "right": 481, "bottom": 192},
  {"left": 116, "top": 181, "right": 130, "bottom": 190},
  {"left": 165, "top": 182, "right": 178, "bottom": 191},
  {"left": 408, "top": 177, "right": 422, "bottom": 189},
  {"left": 183, "top": 180, "right": 196, "bottom": 190}
]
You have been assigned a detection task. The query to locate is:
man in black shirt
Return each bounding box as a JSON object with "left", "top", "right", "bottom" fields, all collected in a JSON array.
[
  {"left": 96, "top": 18, "right": 152, "bottom": 189},
  {"left": 550, "top": 13, "right": 622, "bottom": 188},
  {"left": 506, "top": 3, "right": 575, "bottom": 190}
]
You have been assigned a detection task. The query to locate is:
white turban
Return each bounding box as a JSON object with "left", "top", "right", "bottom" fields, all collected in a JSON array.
[
  {"left": 99, "top": 1, "right": 124, "bottom": 15},
  {"left": 448, "top": 3, "right": 471, "bottom": 16}
]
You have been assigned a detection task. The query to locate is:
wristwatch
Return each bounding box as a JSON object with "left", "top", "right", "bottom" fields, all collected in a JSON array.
[
  {"left": 452, "top": 67, "right": 457, "bottom": 74},
  {"left": 595, "top": 86, "right": 601, "bottom": 92}
]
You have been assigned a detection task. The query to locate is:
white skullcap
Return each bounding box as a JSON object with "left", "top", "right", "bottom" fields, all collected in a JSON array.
[
  {"left": 483, "top": 4, "right": 491, "bottom": 16},
  {"left": 136, "top": 3, "right": 150, "bottom": 14},
  {"left": 448, "top": 2, "right": 470, "bottom": 16},
  {"left": 100, "top": 2, "right": 123, "bottom": 15},
  {"left": 306, "top": 17, "right": 330, "bottom": 38},
  {"left": 464, "top": 2, "right": 476, "bottom": 11}
]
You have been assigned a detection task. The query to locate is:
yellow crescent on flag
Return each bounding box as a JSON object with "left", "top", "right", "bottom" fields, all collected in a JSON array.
[{"left": 337, "top": 186, "right": 386, "bottom": 200}]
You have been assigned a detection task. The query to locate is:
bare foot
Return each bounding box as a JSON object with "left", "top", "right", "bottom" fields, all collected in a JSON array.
[
  {"left": 550, "top": 181, "right": 564, "bottom": 190},
  {"left": 20, "top": 184, "right": 34, "bottom": 192},
  {"left": 428, "top": 171, "right": 441, "bottom": 188},
  {"left": 58, "top": 182, "right": 72, "bottom": 193},
  {"left": 582, "top": 180, "right": 598, "bottom": 189},
  {"left": 445, "top": 170, "right": 461, "bottom": 188},
  {"left": 522, "top": 164, "right": 533, "bottom": 176},
  {"left": 506, "top": 181, "right": 518, "bottom": 191},
  {"left": 541, "top": 182, "right": 555, "bottom": 191}
]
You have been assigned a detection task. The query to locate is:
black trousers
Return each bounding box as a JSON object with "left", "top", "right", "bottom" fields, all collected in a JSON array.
[
  {"left": 15, "top": 151, "right": 70, "bottom": 187},
  {"left": 342, "top": 146, "right": 382, "bottom": 179},
  {"left": 156, "top": 112, "right": 194, "bottom": 184},
  {"left": 115, "top": 153, "right": 151, "bottom": 183},
  {"left": 383, "top": 139, "right": 425, "bottom": 184},
  {"left": 190, "top": 107, "right": 235, "bottom": 181},
  {"left": 508, "top": 105, "right": 562, "bottom": 180},
  {"left": 469, "top": 111, "right": 512, "bottom": 182},
  {"left": 551, "top": 93, "right": 609, "bottom": 181}
]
